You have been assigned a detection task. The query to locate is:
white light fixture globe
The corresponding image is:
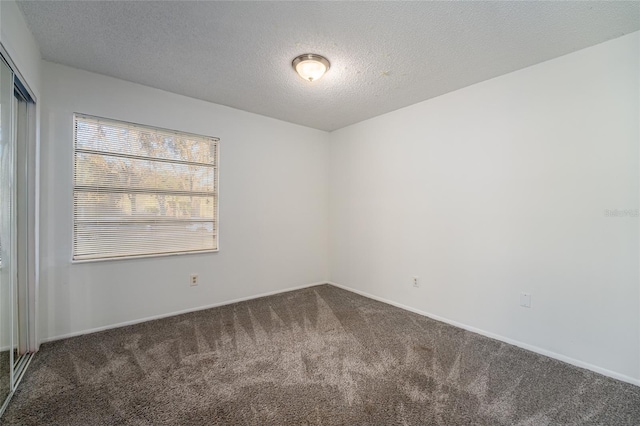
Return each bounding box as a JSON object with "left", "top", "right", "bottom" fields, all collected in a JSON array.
[{"left": 292, "top": 54, "right": 330, "bottom": 82}]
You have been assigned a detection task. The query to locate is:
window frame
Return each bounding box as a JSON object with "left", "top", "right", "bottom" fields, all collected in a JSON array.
[{"left": 71, "top": 113, "right": 220, "bottom": 263}]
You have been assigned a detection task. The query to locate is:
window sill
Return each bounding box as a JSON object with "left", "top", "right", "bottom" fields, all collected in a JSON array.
[{"left": 71, "top": 248, "right": 219, "bottom": 264}]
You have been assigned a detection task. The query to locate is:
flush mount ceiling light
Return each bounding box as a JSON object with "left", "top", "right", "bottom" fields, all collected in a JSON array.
[{"left": 292, "top": 54, "right": 330, "bottom": 82}]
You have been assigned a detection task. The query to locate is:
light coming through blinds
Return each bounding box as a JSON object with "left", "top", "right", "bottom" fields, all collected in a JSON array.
[{"left": 73, "top": 114, "right": 219, "bottom": 261}]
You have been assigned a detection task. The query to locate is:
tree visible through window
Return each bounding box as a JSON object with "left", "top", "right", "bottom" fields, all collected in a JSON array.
[{"left": 73, "top": 114, "right": 219, "bottom": 261}]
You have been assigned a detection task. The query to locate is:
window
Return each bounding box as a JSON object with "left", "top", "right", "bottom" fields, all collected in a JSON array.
[{"left": 73, "top": 114, "right": 219, "bottom": 261}]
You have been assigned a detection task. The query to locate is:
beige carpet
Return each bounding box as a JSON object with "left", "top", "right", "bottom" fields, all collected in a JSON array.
[
  {"left": 3, "top": 284, "right": 640, "bottom": 425},
  {"left": 0, "top": 350, "right": 9, "bottom": 406}
]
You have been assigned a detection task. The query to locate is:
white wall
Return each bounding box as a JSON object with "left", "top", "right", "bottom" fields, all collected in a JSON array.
[
  {"left": 40, "top": 62, "right": 329, "bottom": 341},
  {"left": 0, "top": 0, "right": 41, "bottom": 95},
  {"left": 329, "top": 32, "right": 640, "bottom": 383}
]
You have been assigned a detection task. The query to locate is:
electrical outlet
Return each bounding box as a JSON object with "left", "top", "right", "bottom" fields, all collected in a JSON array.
[
  {"left": 190, "top": 274, "right": 199, "bottom": 287},
  {"left": 412, "top": 276, "right": 419, "bottom": 288},
  {"left": 520, "top": 292, "right": 531, "bottom": 308}
]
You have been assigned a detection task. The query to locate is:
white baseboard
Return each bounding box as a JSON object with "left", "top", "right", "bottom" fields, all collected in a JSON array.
[
  {"left": 40, "top": 281, "right": 328, "bottom": 344},
  {"left": 327, "top": 281, "right": 640, "bottom": 388}
]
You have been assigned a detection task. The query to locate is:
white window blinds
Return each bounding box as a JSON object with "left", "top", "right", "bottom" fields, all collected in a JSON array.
[{"left": 73, "top": 114, "right": 219, "bottom": 261}]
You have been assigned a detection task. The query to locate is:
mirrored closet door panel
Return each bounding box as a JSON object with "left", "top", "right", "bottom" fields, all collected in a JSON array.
[
  {"left": 0, "top": 50, "right": 36, "bottom": 417},
  {"left": 13, "top": 80, "right": 30, "bottom": 378},
  {"left": 0, "top": 56, "right": 14, "bottom": 410}
]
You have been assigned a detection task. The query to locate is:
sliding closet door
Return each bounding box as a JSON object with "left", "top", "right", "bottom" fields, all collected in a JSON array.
[
  {"left": 0, "top": 58, "right": 14, "bottom": 408},
  {"left": 14, "top": 92, "right": 29, "bottom": 365}
]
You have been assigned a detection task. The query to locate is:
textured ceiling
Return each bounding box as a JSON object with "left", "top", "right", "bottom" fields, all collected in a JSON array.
[{"left": 17, "top": 1, "right": 640, "bottom": 131}]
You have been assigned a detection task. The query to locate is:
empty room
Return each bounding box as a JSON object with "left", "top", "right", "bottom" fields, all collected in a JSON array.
[{"left": 0, "top": 0, "right": 639, "bottom": 424}]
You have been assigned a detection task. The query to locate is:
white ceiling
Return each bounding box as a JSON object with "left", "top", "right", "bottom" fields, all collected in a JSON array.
[{"left": 17, "top": 1, "right": 640, "bottom": 132}]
